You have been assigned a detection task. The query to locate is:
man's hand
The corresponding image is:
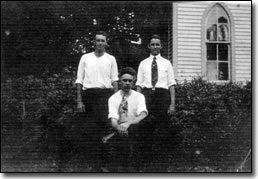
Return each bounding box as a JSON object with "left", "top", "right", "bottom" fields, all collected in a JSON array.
[
  {"left": 120, "top": 122, "right": 131, "bottom": 130},
  {"left": 77, "top": 101, "right": 85, "bottom": 112},
  {"left": 167, "top": 104, "right": 175, "bottom": 116},
  {"left": 116, "top": 125, "right": 128, "bottom": 136}
]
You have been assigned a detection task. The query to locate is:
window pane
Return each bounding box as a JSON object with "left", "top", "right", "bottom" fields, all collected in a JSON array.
[
  {"left": 218, "top": 24, "right": 229, "bottom": 41},
  {"left": 206, "top": 5, "right": 230, "bottom": 42},
  {"left": 219, "top": 63, "right": 228, "bottom": 80},
  {"left": 218, "top": 16, "right": 228, "bottom": 23},
  {"left": 207, "top": 44, "right": 217, "bottom": 60},
  {"left": 207, "top": 24, "right": 217, "bottom": 41},
  {"left": 217, "top": 7, "right": 230, "bottom": 23},
  {"left": 205, "top": 4, "right": 231, "bottom": 81},
  {"left": 218, "top": 44, "right": 228, "bottom": 61},
  {"left": 207, "top": 62, "right": 217, "bottom": 80},
  {"left": 206, "top": 7, "right": 217, "bottom": 41}
]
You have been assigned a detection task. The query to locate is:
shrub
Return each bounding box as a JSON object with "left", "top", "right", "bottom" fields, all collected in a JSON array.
[
  {"left": 171, "top": 78, "right": 251, "bottom": 170},
  {"left": 1, "top": 71, "right": 251, "bottom": 171}
]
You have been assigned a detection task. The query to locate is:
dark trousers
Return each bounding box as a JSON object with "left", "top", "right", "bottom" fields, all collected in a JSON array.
[
  {"left": 79, "top": 88, "right": 113, "bottom": 165},
  {"left": 140, "top": 88, "right": 171, "bottom": 164},
  {"left": 109, "top": 124, "right": 142, "bottom": 170}
]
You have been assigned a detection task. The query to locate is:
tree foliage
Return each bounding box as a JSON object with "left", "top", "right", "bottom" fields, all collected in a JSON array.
[{"left": 1, "top": 1, "right": 171, "bottom": 74}]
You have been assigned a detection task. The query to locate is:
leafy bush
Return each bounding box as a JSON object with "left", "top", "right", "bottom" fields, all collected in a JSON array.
[
  {"left": 1, "top": 66, "right": 78, "bottom": 171},
  {"left": 171, "top": 78, "right": 251, "bottom": 170},
  {"left": 1, "top": 70, "right": 251, "bottom": 172}
]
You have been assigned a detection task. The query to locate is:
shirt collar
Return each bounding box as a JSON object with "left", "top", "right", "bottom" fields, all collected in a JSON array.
[
  {"left": 120, "top": 89, "right": 132, "bottom": 97},
  {"left": 150, "top": 54, "right": 161, "bottom": 60}
]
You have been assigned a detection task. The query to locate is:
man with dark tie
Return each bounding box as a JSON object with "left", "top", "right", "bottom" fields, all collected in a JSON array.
[
  {"left": 108, "top": 67, "right": 148, "bottom": 171},
  {"left": 136, "top": 34, "right": 176, "bottom": 170}
]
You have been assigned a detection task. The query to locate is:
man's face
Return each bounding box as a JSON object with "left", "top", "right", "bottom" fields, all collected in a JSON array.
[
  {"left": 148, "top": 38, "right": 162, "bottom": 56},
  {"left": 120, "top": 74, "right": 134, "bottom": 93},
  {"left": 94, "top": 34, "right": 107, "bottom": 51}
]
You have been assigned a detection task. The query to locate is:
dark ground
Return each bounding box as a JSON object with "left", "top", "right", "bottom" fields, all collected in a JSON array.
[{"left": 1, "top": 126, "right": 251, "bottom": 173}]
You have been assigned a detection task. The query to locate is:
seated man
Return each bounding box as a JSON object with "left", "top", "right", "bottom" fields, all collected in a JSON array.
[{"left": 107, "top": 67, "right": 148, "bottom": 172}]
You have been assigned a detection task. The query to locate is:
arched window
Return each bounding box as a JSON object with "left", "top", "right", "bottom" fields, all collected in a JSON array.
[{"left": 205, "top": 4, "right": 231, "bottom": 81}]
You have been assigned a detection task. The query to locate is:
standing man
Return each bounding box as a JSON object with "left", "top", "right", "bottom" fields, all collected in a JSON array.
[
  {"left": 108, "top": 67, "right": 148, "bottom": 171},
  {"left": 136, "top": 34, "right": 176, "bottom": 170},
  {"left": 75, "top": 31, "right": 118, "bottom": 171}
]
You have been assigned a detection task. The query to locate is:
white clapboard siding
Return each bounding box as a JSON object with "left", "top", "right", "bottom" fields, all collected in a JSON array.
[
  {"left": 177, "top": 15, "right": 202, "bottom": 20},
  {"left": 178, "top": 30, "right": 201, "bottom": 35},
  {"left": 235, "top": 58, "right": 252, "bottom": 63},
  {"left": 178, "top": 56, "right": 202, "bottom": 60},
  {"left": 178, "top": 53, "right": 201, "bottom": 58},
  {"left": 178, "top": 61, "right": 201, "bottom": 65},
  {"left": 236, "top": 74, "right": 251, "bottom": 78},
  {"left": 235, "top": 51, "right": 252, "bottom": 55},
  {"left": 177, "top": 38, "right": 201, "bottom": 42},
  {"left": 236, "top": 73, "right": 251, "bottom": 81},
  {"left": 177, "top": 41, "right": 201, "bottom": 46},
  {"left": 178, "top": 49, "right": 201, "bottom": 54},
  {"left": 178, "top": 33, "right": 201, "bottom": 39},
  {"left": 236, "top": 66, "right": 251, "bottom": 71},
  {"left": 178, "top": 69, "right": 202, "bottom": 73},
  {"left": 178, "top": 45, "right": 201, "bottom": 50},
  {"left": 235, "top": 39, "right": 252, "bottom": 43},
  {"left": 173, "top": 1, "right": 251, "bottom": 83},
  {"left": 228, "top": 0, "right": 251, "bottom": 82},
  {"left": 178, "top": 19, "right": 202, "bottom": 24},
  {"left": 177, "top": 26, "right": 201, "bottom": 31},
  {"left": 178, "top": 23, "right": 201, "bottom": 27},
  {"left": 178, "top": 11, "right": 203, "bottom": 16},
  {"left": 235, "top": 32, "right": 251, "bottom": 36},
  {"left": 178, "top": 66, "right": 201, "bottom": 70},
  {"left": 177, "top": 74, "right": 202, "bottom": 79},
  {"left": 174, "top": 2, "right": 206, "bottom": 82},
  {"left": 235, "top": 24, "right": 251, "bottom": 29}
]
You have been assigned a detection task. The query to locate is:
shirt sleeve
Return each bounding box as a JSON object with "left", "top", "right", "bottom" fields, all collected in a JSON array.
[
  {"left": 136, "top": 94, "right": 148, "bottom": 116},
  {"left": 108, "top": 96, "right": 119, "bottom": 120},
  {"left": 75, "top": 55, "right": 85, "bottom": 85},
  {"left": 167, "top": 61, "right": 177, "bottom": 87},
  {"left": 110, "top": 57, "right": 119, "bottom": 83},
  {"left": 136, "top": 62, "right": 144, "bottom": 88}
]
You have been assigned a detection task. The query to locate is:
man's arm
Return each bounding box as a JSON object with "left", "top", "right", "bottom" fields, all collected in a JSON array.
[
  {"left": 112, "top": 81, "right": 119, "bottom": 93},
  {"left": 75, "top": 55, "right": 86, "bottom": 112},
  {"left": 111, "top": 118, "right": 128, "bottom": 136},
  {"left": 111, "top": 57, "right": 119, "bottom": 92},
  {"left": 119, "top": 111, "right": 147, "bottom": 129},
  {"left": 77, "top": 83, "right": 85, "bottom": 112},
  {"left": 136, "top": 86, "right": 142, "bottom": 93},
  {"left": 135, "top": 63, "right": 143, "bottom": 93},
  {"left": 168, "top": 85, "right": 175, "bottom": 115}
]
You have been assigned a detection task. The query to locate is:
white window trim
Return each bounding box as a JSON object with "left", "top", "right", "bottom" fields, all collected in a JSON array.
[{"left": 201, "top": 2, "right": 236, "bottom": 83}]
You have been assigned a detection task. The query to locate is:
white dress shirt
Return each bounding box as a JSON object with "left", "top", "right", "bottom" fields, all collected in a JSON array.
[
  {"left": 108, "top": 90, "right": 148, "bottom": 121},
  {"left": 136, "top": 54, "right": 176, "bottom": 89},
  {"left": 75, "top": 52, "right": 118, "bottom": 89}
]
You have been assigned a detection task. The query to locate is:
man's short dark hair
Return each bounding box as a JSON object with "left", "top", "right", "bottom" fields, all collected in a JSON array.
[
  {"left": 119, "top": 67, "right": 136, "bottom": 78},
  {"left": 150, "top": 34, "right": 161, "bottom": 42},
  {"left": 95, "top": 31, "right": 107, "bottom": 38}
]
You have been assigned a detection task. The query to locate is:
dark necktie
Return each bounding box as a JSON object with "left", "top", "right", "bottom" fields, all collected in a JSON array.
[
  {"left": 151, "top": 56, "right": 158, "bottom": 87},
  {"left": 119, "top": 95, "right": 128, "bottom": 115}
]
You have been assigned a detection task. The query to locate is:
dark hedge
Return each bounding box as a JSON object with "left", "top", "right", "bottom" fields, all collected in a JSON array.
[{"left": 1, "top": 69, "right": 251, "bottom": 172}]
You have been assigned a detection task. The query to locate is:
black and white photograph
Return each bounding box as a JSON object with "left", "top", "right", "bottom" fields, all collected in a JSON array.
[{"left": 1, "top": 1, "right": 252, "bottom": 173}]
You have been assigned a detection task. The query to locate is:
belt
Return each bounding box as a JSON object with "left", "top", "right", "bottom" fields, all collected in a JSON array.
[
  {"left": 143, "top": 87, "right": 168, "bottom": 91},
  {"left": 83, "top": 88, "right": 113, "bottom": 92}
]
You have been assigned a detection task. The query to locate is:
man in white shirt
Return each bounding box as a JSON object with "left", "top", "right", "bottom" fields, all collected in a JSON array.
[
  {"left": 75, "top": 31, "right": 118, "bottom": 171},
  {"left": 108, "top": 67, "right": 148, "bottom": 171},
  {"left": 136, "top": 34, "right": 176, "bottom": 170}
]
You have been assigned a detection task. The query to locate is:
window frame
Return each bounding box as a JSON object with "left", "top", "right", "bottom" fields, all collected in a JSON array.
[{"left": 201, "top": 2, "right": 235, "bottom": 83}]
